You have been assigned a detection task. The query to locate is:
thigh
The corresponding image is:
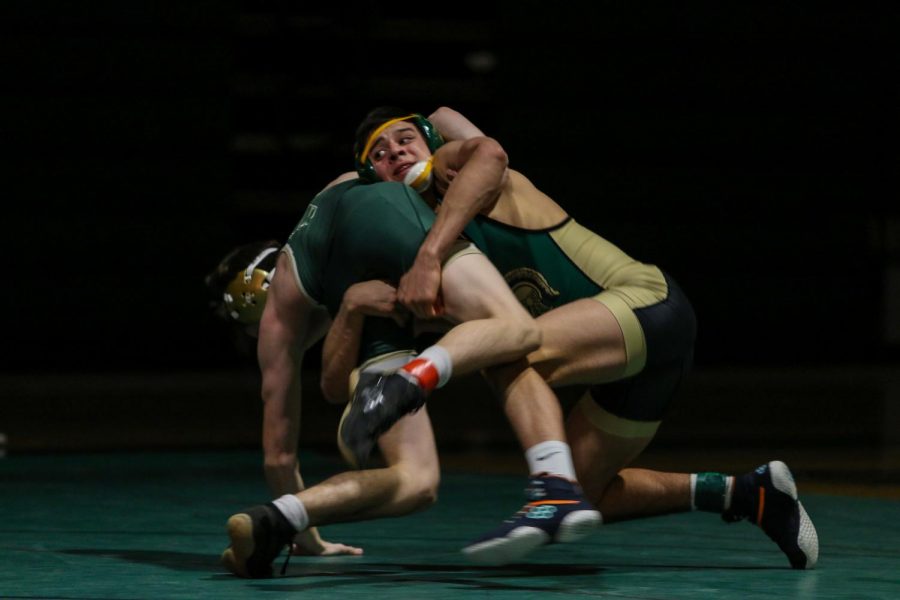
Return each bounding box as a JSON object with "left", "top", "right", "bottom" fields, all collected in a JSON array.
[
  {"left": 528, "top": 298, "right": 629, "bottom": 387},
  {"left": 378, "top": 408, "right": 440, "bottom": 478},
  {"left": 354, "top": 354, "right": 440, "bottom": 478},
  {"left": 566, "top": 392, "right": 657, "bottom": 498},
  {"left": 440, "top": 251, "right": 533, "bottom": 323},
  {"left": 587, "top": 351, "right": 693, "bottom": 422}
]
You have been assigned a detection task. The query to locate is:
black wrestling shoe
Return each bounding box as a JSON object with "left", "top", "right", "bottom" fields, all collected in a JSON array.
[
  {"left": 221, "top": 503, "right": 297, "bottom": 578},
  {"left": 723, "top": 461, "right": 819, "bottom": 569},
  {"left": 338, "top": 371, "right": 427, "bottom": 468}
]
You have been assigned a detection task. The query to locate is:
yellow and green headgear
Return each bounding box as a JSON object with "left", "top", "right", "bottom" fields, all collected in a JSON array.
[{"left": 353, "top": 108, "right": 444, "bottom": 182}]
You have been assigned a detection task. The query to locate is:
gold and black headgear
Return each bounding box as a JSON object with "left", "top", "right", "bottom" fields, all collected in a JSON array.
[{"left": 206, "top": 240, "right": 280, "bottom": 324}]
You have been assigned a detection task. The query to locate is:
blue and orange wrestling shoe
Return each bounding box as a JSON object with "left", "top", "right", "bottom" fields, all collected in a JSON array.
[
  {"left": 462, "top": 474, "right": 601, "bottom": 565},
  {"left": 723, "top": 460, "right": 819, "bottom": 569},
  {"left": 221, "top": 503, "right": 297, "bottom": 578}
]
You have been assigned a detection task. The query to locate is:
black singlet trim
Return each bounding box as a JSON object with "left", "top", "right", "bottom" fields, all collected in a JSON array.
[{"left": 474, "top": 214, "right": 572, "bottom": 233}]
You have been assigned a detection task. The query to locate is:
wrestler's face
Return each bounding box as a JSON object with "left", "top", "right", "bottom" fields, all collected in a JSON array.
[{"left": 367, "top": 121, "right": 433, "bottom": 182}]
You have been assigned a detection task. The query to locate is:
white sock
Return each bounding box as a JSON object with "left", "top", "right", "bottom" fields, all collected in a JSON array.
[
  {"left": 416, "top": 345, "right": 453, "bottom": 388},
  {"left": 525, "top": 440, "right": 577, "bottom": 480},
  {"left": 272, "top": 494, "right": 309, "bottom": 532}
]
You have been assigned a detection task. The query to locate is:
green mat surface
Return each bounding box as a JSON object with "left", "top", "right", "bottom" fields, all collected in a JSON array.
[{"left": 2, "top": 451, "right": 899, "bottom": 599}]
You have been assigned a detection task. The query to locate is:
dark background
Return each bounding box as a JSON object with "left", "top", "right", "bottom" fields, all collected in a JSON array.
[{"left": 3, "top": 3, "right": 897, "bottom": 454}]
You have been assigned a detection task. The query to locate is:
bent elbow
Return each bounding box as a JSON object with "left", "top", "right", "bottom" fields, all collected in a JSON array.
[
  {"left": 429, "top": 106, "right": 455, "bottom": 121},
  {"left": 416, "top": 485, "right": 439, "bottom": 510},
  {"left": 479, "top": 137, "right": 509, "bottom": 169}
]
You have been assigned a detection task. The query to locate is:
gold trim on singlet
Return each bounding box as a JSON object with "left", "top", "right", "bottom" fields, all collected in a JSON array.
[
  {"left": 280, "top": 246, "right": 323, "bottom": 308},
  {"left": 576, "top": 393, "right": 661, "bottom": 438},
  {"left": 549, "top": 219, "right": 668, "bottom": 377},
  {"left": 442, "top": 240, "right": 482, "bottom": 267}
]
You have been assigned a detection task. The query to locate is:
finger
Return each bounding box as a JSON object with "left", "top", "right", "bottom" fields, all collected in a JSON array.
[
  {"left": 432, "top": 293, "right": 444, "bottom": 316},
  {"left": 323, "top": 544, "right": 364, "bottom": 556}
]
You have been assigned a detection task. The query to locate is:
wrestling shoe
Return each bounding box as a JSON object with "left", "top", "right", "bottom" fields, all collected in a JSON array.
[
  {"left": 462, "top": 474, "right": 602, "bottom": 565},
  {"left": 338, "top": 371, "right": 427, "bottom": 468},
  {"left": 221, "top": 503, "right": 297, "bottom": 578},
  {"left": 723, "top": 460, "right": 819, "bottom": 569}
]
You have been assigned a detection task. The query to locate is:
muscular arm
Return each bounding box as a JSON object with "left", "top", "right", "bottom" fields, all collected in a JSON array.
[
  {"left": 320, "top": 300, "right": 365, "bottom": 406},
  {"left": 258, "top": 252, "right": 325, "bottom": 496},
  {"left": 321, "top": 280, "right": 406, "bottom": 404},
  {"left": 258, "top": 252, "right": 360, "bottom": 555},
  {"left": 398, "top": 136, "right": 508, "bottom": 317},
  {"left": 262, "top": 173, "right": 355, "bottom": 483},
  {"left": 427, "top": 106, "right": 485, "bottom": 141}
]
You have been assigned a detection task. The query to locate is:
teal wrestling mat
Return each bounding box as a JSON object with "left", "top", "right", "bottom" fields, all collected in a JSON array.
[{"left": 2, "top": 451, "right": 899, "bottom": 599}]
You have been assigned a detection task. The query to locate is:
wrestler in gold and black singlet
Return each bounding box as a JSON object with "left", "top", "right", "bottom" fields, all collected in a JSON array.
[
  {"left": 285, "top": 172, "right": 695, "bottom": 424},
  {"left": 460, "top": 170, "right": 697, "bottom": 423}
]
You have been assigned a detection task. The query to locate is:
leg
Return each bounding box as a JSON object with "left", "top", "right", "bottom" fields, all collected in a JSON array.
[
  {"left": 484, "top": 298, "right": 630, "bottom": 468},
  {"left": 565, "top": 394, "right": 691, "bottom": 520},
  {"left": 222, "top": 409, "right": 440, "bottom": 578},
  {"left": 526, "top": 296, "right": 817, "bottom": 568},
  {"left": 340, "top": 252, "right": 562, "bottom": 466},
  {"left": 303, "top": 409, "right": 440, "bottom": 524},
  {"left": 522, "top": 298, "right": 633, "bottom": 387},
  {"left": 569, "top": 395, "right": 818, "bottom": 568},
  {"left": 513, "top": 298, "right": 695, "bottom": 519},
  {"left": 381, "top": 252, "right": 599, "bottom": 563},
  {"left": 437, "top": 266, "right": 606, "bottom": 563}
]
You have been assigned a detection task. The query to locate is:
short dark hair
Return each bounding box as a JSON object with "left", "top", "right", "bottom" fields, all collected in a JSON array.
[{"left": 353, "top": 106, "right": 412, "bottom": 160}]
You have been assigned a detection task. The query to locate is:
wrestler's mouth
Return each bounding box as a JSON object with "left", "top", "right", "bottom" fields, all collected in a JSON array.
[{"left": 394, "top": 163, "right": 413, "bottom": 178}]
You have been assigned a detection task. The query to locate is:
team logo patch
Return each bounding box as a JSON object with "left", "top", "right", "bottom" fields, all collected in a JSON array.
[
  {"left": 526, "top": 505, "right": 558, "bottom": 519},
  {"left": 505, "top": 268, "right": 561, "bottom": 317}
]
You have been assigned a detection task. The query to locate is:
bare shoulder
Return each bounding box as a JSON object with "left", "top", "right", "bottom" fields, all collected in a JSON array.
[
  {"left": 323, "top": 171, "right": 359, "bottom": 190},
  {"left": 486, "top": 170, "right": 568, "bottom": 228}
]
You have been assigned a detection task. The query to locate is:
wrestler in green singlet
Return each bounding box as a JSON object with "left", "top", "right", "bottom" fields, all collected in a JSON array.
[{"left": 283, "top": 179, "right": 436, "bottom": 360}]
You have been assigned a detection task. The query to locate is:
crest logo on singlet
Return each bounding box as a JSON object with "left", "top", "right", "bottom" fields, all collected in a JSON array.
[{"left": 505, "top": 268, "right": 560, "bottom": 317}]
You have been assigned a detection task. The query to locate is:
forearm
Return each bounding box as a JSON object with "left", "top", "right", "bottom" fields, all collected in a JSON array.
[
  {"left": 258, "top": 313, "right": 306, "bottom": 497},
  {"left": 260, "top": 357, "right": 305, "bottom": 496},
  {"left": 264, "top": 462, "right": 305, "bottom": 497},
  {"left": 321, "top": 302, "right": 365, "bottom": 404},
  {"left": 421, "top": 137, "right": 508, "bottom": 262},
  {"left": 427, "top": 106, "right": 485, "bottom": 141}
]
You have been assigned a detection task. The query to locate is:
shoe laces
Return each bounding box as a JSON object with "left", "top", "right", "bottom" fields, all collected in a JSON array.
[
  {"left": 500, "top": 476, "right": 550, "bottom": 522},
  {"left": 279, "top": 542, "right": 293, "bottom": 576}
]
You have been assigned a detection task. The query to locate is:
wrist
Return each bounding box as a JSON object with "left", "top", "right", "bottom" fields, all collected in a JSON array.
[
  {"left": 417, "top": 245, "right": 443, "bottom": 265},
  {"left": 341, "top": 297, "right": 364, "bottom": 316}
]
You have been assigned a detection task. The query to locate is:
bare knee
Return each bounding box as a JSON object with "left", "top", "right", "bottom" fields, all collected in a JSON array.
[
  {"left": 395, "top": 463, "right": 440, "bottom": 511},
  {"left": 517, "top": 318, "right": 542, "bottom": 354},
  {"left": 483, "top": 356, "right": 530, "bottom": 397},
  {"left": 412, "top": 479, "right": 439, "bottom": 510}
]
